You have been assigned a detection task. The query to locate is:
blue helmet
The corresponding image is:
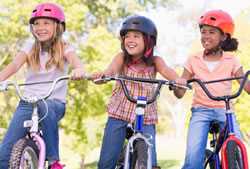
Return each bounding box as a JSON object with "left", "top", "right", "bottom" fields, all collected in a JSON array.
[{"left": 120, "top": 15, "right": 157, "bottom": 45}]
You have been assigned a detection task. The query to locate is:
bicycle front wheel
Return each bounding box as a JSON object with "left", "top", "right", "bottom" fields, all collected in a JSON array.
[
  {"left": 116, "top": 144, "right": 127, "bottom": 169},
  {"left": 226, "top": 140, "right": 243, "bottom": 169},
  {"left": 9, "top": 138, "right": 39, "bottom": 169},
  {"left": 131, "top": 139, "right": 148, "bottom": 169},
  {"left": 204, "top": 149, "right": 216, "bottom": 169}
]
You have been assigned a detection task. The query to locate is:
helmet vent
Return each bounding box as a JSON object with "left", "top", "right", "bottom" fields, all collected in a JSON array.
[
  {"left": 132, "top": 21, "right": 140, "bottom": 25},
  {"left": 44, "top": 9, "right": 52, "bottom": 12},
  {"left": 32, "top": 9, "right": 37, "bottom": 13},
  {"left": 210, "top": 17, "right": 216, "bottom": 21}
]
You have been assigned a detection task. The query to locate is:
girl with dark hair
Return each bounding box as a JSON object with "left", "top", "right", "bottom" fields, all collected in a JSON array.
[
  {"left": 92, "top": 15, "right": 185, "bottom": 169},
  {"left": 174, "top": 9, "right": 250, "bottom": 169}
]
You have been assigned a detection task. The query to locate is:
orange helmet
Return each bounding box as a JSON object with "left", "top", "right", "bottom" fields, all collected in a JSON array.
[{"left": 199, "top": 10, "right": 234, "bottom": 36}]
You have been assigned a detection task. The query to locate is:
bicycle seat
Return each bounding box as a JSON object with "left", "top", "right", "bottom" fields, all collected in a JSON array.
[{"left": 209, "top": 121, "right": 220, "bottom": 134}]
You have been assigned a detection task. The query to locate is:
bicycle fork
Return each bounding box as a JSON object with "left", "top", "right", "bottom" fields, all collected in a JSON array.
[
  {"left": 124, "top": 96, "right": 152, "bottom": 169},
  {"left": 221, "top": 110, "right": 249, "bottom": 169},
  {"left": 24, "top": 105, "right": 46, "bottom": 169},
  {"left": 31, "top": 133, "right": 46, "bottom": 169},
  {"left": 123, "top": 134, "right": 152, "bottom": 169}
]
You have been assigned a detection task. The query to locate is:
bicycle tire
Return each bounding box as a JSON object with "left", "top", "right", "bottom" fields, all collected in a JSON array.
[
  {"left": 116, "top": 144, "right": 126, "bottom": 169},
  {"left": 131, "top": 139, "right": 148, "bottom": 169},
  {"left": 9, "top": 137, "right": 39, "bottom": 169},
  {"left": 226, "top": 140, "right": 243, "bottom": 169},
  {"left": 204, "top": 149, "right": 216, "bottom": 169}
]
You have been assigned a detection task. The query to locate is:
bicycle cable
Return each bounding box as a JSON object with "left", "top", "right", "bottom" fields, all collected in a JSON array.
[{"left": 38, "top": 99, "right": 49, "bottom": 123}]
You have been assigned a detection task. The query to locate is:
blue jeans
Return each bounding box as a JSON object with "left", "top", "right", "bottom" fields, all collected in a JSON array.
[
  {"left": 182, "top": 107, "right": 242, "bottom": 169},
  {"left": 98, "top": 117, "right": 157, "bottom": 169},
  {"left": 0, "top": 99, "right": 65, "bottom": 169}
]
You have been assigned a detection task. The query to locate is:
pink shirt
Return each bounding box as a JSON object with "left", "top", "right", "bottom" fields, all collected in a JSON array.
[
  {"left": 185, "top": 52, "right": 242, "bottom": 108},
  {"left": 107, "top": 62, "right": 158, "bottom": 124}
]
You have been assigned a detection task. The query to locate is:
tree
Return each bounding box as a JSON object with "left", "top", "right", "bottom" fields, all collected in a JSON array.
[{"left": 0, "top": 0, "right": 176, "bottom": 167}]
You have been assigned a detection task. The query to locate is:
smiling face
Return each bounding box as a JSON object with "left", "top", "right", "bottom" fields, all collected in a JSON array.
[
  {"left": 124, "top": 30, "right": 145, "bottom": 59},
  {"left": 200, "top": 25, "right": 226, "bottom": 50},
  {"left": 31, "top": 18, "right": 56, "bottom": 42}
]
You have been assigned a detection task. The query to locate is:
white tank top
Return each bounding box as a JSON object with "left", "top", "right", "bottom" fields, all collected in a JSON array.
[{"left": 21, "top": 41, "right": 74, "bottom": 103}]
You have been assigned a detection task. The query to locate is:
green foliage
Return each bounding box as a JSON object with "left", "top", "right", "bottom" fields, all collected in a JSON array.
[
  {"left": 60, "top": 26, "right": 120, "bottom": 155},
  {"left": 0, "top": 0, "right": 170, "bottom": 161},
  {"left": 231, "top": 9, "right": 250, "bottom": 139}
]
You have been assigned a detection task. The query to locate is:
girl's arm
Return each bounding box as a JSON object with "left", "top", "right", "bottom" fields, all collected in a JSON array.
[
  {"left": 0, "top": 51, "right": 27, "bottom": 81},
  {"left": 235, "top": 67, "right": 250, "bottom": 94},
  {"left": 103, "top": 52, "right": 124, "bottom": 75},
  {"left": 174, "top": 68, "right": 193, "bottom": 98},
  {"left": 64, "top": 50, "right": 86, "bottom": 80},
  {"left": 154, "top": 56, "right": 189, "bottom": 98},
  {"left": 92, "top": 52, "right": 124, "bottom": 79},
  {"left": 154, "top": 56, "right": 178, "bottom": 80}
]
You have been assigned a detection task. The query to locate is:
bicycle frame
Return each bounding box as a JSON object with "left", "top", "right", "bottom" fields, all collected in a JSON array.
[
  {"left": 123, "top": 96, "right": 152, "bottom": 169},
  {"left": 0, "top": 75, "right": 71, "bottom": 169},
  {"left": 100, "top": 75, "right": 189, "bottom": 169},
  {"left": 188, "top": 70, "right": 250, "bottom": 169},
  {"left": 220, "top": 109, "right": 248, "bottom": 169}
]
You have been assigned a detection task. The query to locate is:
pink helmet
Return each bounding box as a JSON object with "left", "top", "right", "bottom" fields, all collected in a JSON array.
[{"left": 29, "top": 3, "right": 65, "bottom": 29}]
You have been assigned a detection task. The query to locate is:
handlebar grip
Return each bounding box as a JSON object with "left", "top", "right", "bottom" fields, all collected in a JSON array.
[
  {"left": 168, "top": 81, "right": 192, "bottom": 90},
  {"left": 187, "top": 83, "right": 192, "bottom": 90},
  {"left": 0, "top": 81, "right": 8, "bottom": 91},
  {"left": 93, "top": 75, "right": 111, "bottom": 83}
]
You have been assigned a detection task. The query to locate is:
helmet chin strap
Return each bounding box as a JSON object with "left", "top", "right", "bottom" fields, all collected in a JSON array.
[
  {"left": 204, "top": 47, "right": 222, "bottom": 56},
  {"left": 204, "top": 41, "right": 223, "bottom": 56}
]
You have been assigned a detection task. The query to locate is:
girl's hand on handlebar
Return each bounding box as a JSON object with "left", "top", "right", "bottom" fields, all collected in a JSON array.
[
  {"left": 91, "top": 71, "right": 117, "bottom": 84},
  {"left": 70, "top": 68, "right": 86, "bottom": 80},
  {"left": 174, "top": 78, "right": 189, "bottom": 89},
  {"left": 91, "top": 72, "right": 108, "bottom": 84},
  {"left": 171, "top": 78, "right": 189, "bottom": 99}
]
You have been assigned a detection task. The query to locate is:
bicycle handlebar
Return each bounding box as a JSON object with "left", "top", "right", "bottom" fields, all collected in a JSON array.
[
  {"left": 187, "top": 70, "right": 250, "bottom": 102},
  {"left": 98, "top": 75, "right": 191, "bottom": 104},
  {"left": 0, "top": 75, "right": 91, "bottom": 103}
]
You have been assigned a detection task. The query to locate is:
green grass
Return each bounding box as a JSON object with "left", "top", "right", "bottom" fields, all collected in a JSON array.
[
  {"left": 84, "top": 160, "right": 180, "bottom": 169},
  {"left": 158, "top": 159, "right": 180, "bottom": 168},
  {"left": 60, "top": 132, "right": 185, "bottom": 169}
]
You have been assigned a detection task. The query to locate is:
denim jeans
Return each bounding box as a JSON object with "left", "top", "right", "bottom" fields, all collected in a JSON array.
[
  {"left": 0, "top": 99, "right": 65, "bottom": 169},
  {"left": 98, "top": 117, "right": 157, "bottom": 169},
  {"left": 182, "top": 107, "right": 242, "bottom": 169}
]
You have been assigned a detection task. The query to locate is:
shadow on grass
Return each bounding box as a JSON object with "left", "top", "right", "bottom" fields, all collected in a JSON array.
[
  {"left": 158, "top": 159, "right": 180, "bottom": 168},
  {"left": 85, "top": 159, "right": 179, "bottom": 169}
]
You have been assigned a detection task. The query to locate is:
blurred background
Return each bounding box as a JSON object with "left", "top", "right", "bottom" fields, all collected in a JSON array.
[{"left": 1, "top": 0, "right": 250, "bottom": 168}]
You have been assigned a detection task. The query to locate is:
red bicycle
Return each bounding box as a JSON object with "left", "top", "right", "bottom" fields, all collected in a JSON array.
[{"left": 188, "top": 70, "right": 250, "bottom": 169}]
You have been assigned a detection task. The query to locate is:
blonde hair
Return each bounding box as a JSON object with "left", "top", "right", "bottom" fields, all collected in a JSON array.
[{"left": 27, "top": 22, "right": 65, "bottom": 71}]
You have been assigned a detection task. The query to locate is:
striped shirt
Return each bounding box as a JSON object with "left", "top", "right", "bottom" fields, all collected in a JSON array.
[{"left": 107, "top": 62, "right": 158, "bottom": 124}]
